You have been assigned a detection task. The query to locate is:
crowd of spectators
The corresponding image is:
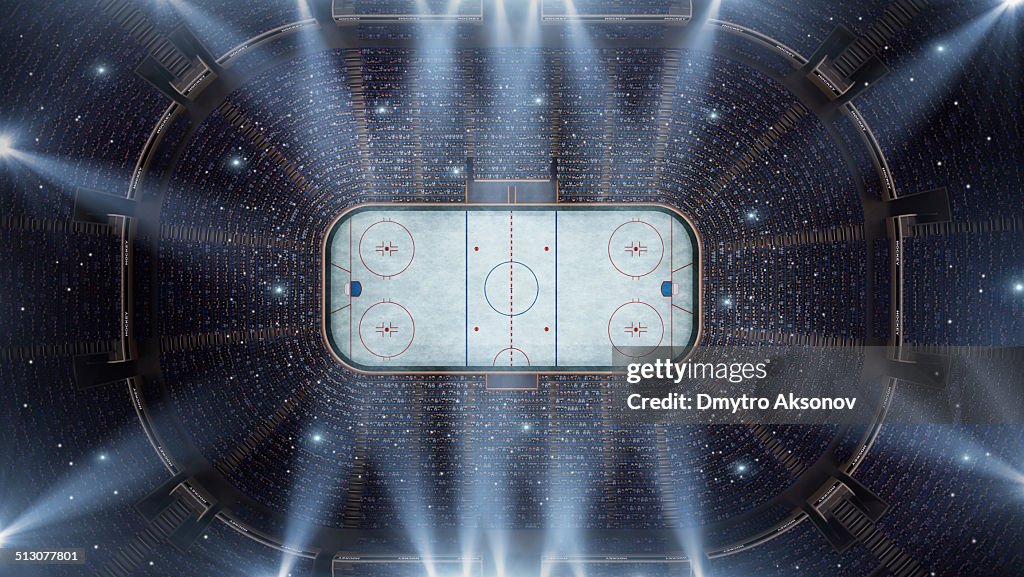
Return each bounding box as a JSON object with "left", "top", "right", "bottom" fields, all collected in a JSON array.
[
  {"left": 148, "top": 0, "right": 307, "bottom": 59},
  {"left": 714, "top": 0, "right": 895, "bottom": 59},
  {"left": 605, "top": 50, "right": 664, "bottom": 195},
  {"left": 0, "top": 2, "right": 166, "bottom": 220},
  {"left": 162, "top": 336, "right": 360, "bottom": 530},
  {"left": 157, "top": 239, "right": 313, "bottom": 336},
  {"left": 362, "top": 49, "right": 420, "bottom": 199},
  {"left": 555, "top": 50, "right": 608, "bottom": 196},
  {"left": 706, "top": 241, "right": 868, "bottom": 342},
  {"left": 471, "top": 50, "right": 553, "bottom": 180},
  {"left": 0, "top": 357, "right": 182, "bottom": 576},
  {"left": 3, "top": 1, "right": 1022, "bottom": 574},
  {"left": 853, "top": 0, "right": 1023, "bottom": 222},
  {"left": 660, "top": 51, "right": 863, "bottom": 246},
  {"left": 662, "top": 424, "right": 821, "bottom": 526},
  {"left": 163, "top": 50, "right": 364, "bottom": 240},
  {"left": 0, "top": 228, "right": 122, "bottom": 348},
  {"left": 902, "top": 230, "right": 1024, "bottom": 347},
  {"left": 418, "top": 52, "right": 472, "bottom": 199},
  {"left": 854, "top": 425, "right": 1024, "bottom": 574}
]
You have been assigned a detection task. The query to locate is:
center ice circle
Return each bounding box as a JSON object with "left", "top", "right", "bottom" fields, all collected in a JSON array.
[{"left": 483, "top": 260, "right": 540, "bottom": 317}]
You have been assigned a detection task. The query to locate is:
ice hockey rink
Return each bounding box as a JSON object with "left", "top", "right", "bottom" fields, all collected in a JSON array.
[{"left": 325, "top": 204, "right": 699, "bottom": 371}]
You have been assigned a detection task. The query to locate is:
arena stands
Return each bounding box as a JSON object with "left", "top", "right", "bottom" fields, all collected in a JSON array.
[
  {"left": 1, "top": 1, "right": 1021, "bottom": 575},
  {"left": 471, "top": 50, "right": 552, "bottom": 180},
  {"left": 902, "top": 230, "right": 1024, "bottom": 346}
]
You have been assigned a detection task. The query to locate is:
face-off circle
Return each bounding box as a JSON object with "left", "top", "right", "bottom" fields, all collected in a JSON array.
[
  {"left": 608, "top": 220, "right": 664, "bottom": 278},
  {"left": 483, "top": 261, "right": 540, "bottom": 317},
  {"left": 358, "top": 301, "right": 415, "bottom": 359},
  {"left": 492, "top": 347, "right": 531, "bottom": 367},
  {"left": 608, "top": 301, "right": 665, "bottom": 358},
  {"left": 359, "top": 219, "right": 415, "bottom": 278}
]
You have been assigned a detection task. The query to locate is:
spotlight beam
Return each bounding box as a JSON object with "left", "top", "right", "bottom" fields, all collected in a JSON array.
[{"left": 0, "top": 134, "right": 13, "bottom": 157}]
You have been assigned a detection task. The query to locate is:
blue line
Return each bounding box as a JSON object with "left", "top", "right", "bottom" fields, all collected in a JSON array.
[
  {"left": 465, "top": 210, "right": 469, "bottom": 367},
  {"left": 554, "top": 209, "right": 558, "bottom": 367}
]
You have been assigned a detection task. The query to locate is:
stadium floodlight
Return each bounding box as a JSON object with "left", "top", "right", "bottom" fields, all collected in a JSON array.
[
  {"left": 1005, "top": 0, "right": 1022, "bottom": 7},
  {"left": 0, "top": 134, "right": 13, "bottom": 157}
]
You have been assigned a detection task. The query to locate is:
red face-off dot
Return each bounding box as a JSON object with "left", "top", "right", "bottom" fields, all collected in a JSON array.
[
  {"left": 544, "top": 246, "right": 549, "bottom": 251},
  {"left": 474, "top": 327, "right": 479, "bottom": 332},
  {"left": 544, "top": 327, "right": 549, "bottom": 332}
]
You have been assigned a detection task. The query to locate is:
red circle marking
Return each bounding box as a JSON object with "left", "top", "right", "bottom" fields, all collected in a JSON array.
[
  {"left": 492, "top": 347, "right": 531, "bottom": 366},
  {"left": 358, "top": 220, "right": 416, "bottom": 278},
  {"left": 358, "top": 301, "right": 415, "bottom": 359},
  {"left": 608, "top": 220, "right": 665, "bottom": 278},
  {"left": 544, "top": 327, "right": 549, "bottom": 332},
  {"left": 474, "top": 326, "right": 479, "bottom": 332},
  {"left": 474, "top": 246, "right": 479, "bottom": 251},
  {"left": 544, "top": 246, "right": 549, "bottom": 251},
  {"left": 607, "top": 301, "right": 665, "bottom": 359}
]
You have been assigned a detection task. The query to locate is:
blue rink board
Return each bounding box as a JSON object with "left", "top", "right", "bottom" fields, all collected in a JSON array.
[{"left": 324, "top": 205, "right": 699, "bottom": 372}]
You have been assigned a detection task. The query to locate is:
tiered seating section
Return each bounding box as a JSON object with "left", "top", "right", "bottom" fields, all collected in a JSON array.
[
  {"left": 902, "top": 231, "right": 1024, "bottom": 346},
  {"left": 2, "top": 1, "right": 1021, "bottom": 574},
  {"left": 707, "top": 242, "right": 867, "bottom": 341},
  {"left": 470, "top": 50, "right": 552, "bottom": 180},
  {"left": 0, "top": 229, "right": 122, "bottom": 347},
  {"left": 853, "top": 2, "right": 1023, "bottom": 222}
]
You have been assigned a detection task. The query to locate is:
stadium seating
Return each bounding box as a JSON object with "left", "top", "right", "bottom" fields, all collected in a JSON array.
[{"left": 1, "top": 1, "right": 1021, "bottom": 575}]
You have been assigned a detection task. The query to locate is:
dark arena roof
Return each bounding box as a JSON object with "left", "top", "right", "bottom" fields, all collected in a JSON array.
[{"left": 1, "top": 1, "right": 1023, "bottom": 576}]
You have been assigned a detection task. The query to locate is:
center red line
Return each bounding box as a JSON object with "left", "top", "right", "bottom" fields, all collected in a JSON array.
[{"left": 509, "top": 209, "right": 514, "bottom": 366}]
